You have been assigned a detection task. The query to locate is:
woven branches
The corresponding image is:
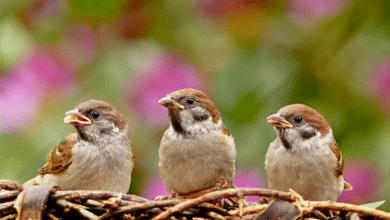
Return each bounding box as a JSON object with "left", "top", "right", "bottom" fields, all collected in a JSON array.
[{"left": 0, "top": 180, "right": 388, "bottom": 220}]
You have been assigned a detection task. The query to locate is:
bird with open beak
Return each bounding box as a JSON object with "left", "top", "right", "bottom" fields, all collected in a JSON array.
[
  {"left": 265, "top": 104, "right": 352, "bottom": 201},
  {"left": 23, "top": 99, "right": 134, "bottom": 193}
]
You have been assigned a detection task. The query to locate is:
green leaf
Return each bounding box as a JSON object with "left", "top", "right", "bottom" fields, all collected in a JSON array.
[{"left": 361, "top": 200, "right": 386, "bottom": 209}]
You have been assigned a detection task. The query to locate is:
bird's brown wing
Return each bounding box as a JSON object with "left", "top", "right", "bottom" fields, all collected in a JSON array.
[
  {"left": 329, "top": 139, "right": 344, "bottom": 177},
  {"left": 329, "top": 139, "right": 353, "bottom": 190},
  {"left": 39, "top": 133, "right": 76, "bottom": 174}
]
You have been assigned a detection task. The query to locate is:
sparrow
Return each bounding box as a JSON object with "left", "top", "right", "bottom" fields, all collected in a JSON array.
[
  {"left": 158, "top": 88, "right": 236, "bottom": 196},
  {"left": 23, "top": 99, "right": 134, "bottom": 193},
  {"left": 265, "top": 104, "right": 352, "bottom": 201}
]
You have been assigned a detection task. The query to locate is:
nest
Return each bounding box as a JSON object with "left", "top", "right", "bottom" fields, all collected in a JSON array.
[{"left": 0, "top": 180, "right": 389, "bottom": 220}]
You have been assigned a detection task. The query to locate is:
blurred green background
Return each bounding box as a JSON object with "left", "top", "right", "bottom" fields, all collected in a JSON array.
[{"left": 0, "top": 0, "right": 389, "bottom": 210}]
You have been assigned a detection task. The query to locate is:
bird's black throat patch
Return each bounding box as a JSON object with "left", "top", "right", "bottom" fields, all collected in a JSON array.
[
  {"left": 169, "top": 110, "right": 188, "bottom": 135},
  {"left": 300, "top": 129, "right": 316, "bottom": 139},
  {"left": 193, "top": 113, "right": 209, "bottom": 121},
  {"left": 278, "top": 129, "right": 292, "bottom": 150},
  {"left": 75, "top": 126, "right": 92, "bottom": 142}
]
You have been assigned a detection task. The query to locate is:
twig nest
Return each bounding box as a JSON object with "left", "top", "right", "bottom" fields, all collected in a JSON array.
[{"left": 0, "top": 180, "right": 388, "bottom": 220}]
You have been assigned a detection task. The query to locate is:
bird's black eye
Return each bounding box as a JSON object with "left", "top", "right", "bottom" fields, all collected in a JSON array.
[
  {"left": 186, "top": 97, "right": 195, "bottom": 105},
  {"left": 294, "top": 116, "right": 302, "bottom": 123},
  {"left": 91, "top": 111, "right": 100, "bottom": 119}
]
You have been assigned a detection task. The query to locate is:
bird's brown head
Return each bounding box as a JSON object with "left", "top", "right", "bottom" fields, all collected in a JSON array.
[
  {"left": 159, "top": 88, "right": 222, "bottom": 134},
  {"left": 64, "top": 99, "right": 127, "bottom": 141},
  {"left": 267, "top": 104, "right": 332, "bottom": 149}
]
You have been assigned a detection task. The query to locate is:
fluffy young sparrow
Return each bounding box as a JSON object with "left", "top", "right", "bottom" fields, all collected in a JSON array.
[
  {"left": 23, "top": 99, "right": 134, "bottom": 193},
  {"left": 265, "top": 104, "right": 352, "bottom": 201},
  {"left": 158, "top": 88, "right": 236, "bottom": 196}
]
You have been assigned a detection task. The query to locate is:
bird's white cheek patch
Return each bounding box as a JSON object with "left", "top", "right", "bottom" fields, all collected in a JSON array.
[{"left": 113, "top": 127, "right": 119, "bottom": 133}]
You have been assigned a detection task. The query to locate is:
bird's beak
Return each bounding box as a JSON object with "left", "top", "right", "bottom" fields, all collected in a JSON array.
[
  {"left": 158, "top": 96, "right": 185, "bottom": 110},
  {"left": 267, "top": 113, "right": 293, "bottom": 129},
  {"left": 64, "top": 109, "right": 91, "bottom": 126}
]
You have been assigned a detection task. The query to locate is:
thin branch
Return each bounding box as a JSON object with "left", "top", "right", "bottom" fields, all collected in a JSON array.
[
  {"left": 310, "top": 201, "right": 390, "bottom": 219},
  {"left": 0, "top": 214, "right": 17, "bottom": 220},
  {"left": 205, "top": 211, "right": 225, "bottom": 220},
  {"left": 56, "top": 199, "right": 98, "bottom": 220},
  {"left": 84, "top": 199, "right": 104, "bottom": 208},
  {"left": 0, "top": 181, "right": 22, "bottom": 191},
  {"left": 45, "top": 212, "right": 60, "bottom": 220},
  {"left": 197, "top": 203, "right": 228, "bottom": 215},
  {"left": 228, "top": 204, "right": 268, "bottom": 216},
  {"left": 0, "top": 191, "right": 19, "bottom": 202},
  {"left": 98, "top": 199, "right": 183, "bottom": 219},
  {"left": 52, "top": 190, "right": 150, "bottom": 203},
  {"left": 0, "top": 202, "right": 14, "bottom": 213}
]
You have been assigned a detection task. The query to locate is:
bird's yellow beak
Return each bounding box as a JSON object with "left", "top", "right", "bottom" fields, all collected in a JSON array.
[
  {"left": 158, "top": 96, "right": 185, "bottom": 110},
  {"left": 267, "top": 113, "right": 293, "bottom": 129},
  {"left": 64, "top": 109, "right": 92, "bottom": 126}
]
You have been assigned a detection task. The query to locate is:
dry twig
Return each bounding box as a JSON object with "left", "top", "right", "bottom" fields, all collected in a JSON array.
[
  {"left": 56, "top": 199, "right": 99, "bottom": 219},
  {"left": 310, "top": 201, "right": 390, "bottom": 219},
  {"left": 52, "top": 190, "right": 150, "bottom": 203},
  {"left": 0, "top": 191, "right": 19, "bottom": 202},
  {"left": 0, "top": 202, "right": 14, "bottom": 213}
]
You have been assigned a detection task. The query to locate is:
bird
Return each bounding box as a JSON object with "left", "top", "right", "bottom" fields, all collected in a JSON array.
[
  {"left": 265, "top": 103, "right": 352, "bottom": 201},
  {"left": 23, "top": 99, "right": 134, "bottom": 193},
  {"left": 158, "top": 88, "right": 236, "bottom": 196}
]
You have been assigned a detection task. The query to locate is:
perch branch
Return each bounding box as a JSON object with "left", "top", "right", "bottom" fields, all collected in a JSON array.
[
  {"left": 205, "top": 211, "right": 225, "bottom": 220},
  {"left": 0, "top": 202, "right": 14, "bottom": 213},
  {"left": 310, "top": 201, "right": 390, "bottom": 219},
  {"left": 98, "top": 199, "right": 183, "bottom": 219},
  {"left": 151, "top": 188, "right": 294, "bottom": 220},
  {"left": 56, "top": 199, "right": 98, "bottom": 220},
  {"left": 197, "top": 203, "right": 228, "bottom": 215},
  {"left": 228, "top": 204, "right": 268, "bottom": 216},
  {"left": 0, "top": 214, "right": 17, "bottom": 220},
  {"left": 52, "top": 190, "right": 150, "bottom": 203},
  {"left": 0, "top": 181, "right": 22, "bottom": 191},
  {"left": 0, "top": 191, "right": 19, "bottom": 202}
]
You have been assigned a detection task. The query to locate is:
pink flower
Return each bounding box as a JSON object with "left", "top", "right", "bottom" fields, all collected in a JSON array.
[
  {"left": 0, "top": 74, "right": 40, "bottom": 133},
  {"left": 338, "top": 159, "right": 384, "bottom": 204},
  {"left": 0, "top": 48, "right": 74, "bottom": 133},
  {"left": 289, "top": 0, "right": 351, "bottom": 27},
  {"left": 141, "top": 174, "right": 170, "bottom": 200},
  {"left": 234, "top": 168, "right": 268, "bottom": 202},
  {"left": 370, "top": 58, "right": 390, "bottom": 115},
  {"left": 127, "top": 53, "right": 206, "bottom": 126}
]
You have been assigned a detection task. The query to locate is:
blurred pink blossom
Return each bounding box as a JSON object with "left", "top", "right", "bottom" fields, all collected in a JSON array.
[
  {"left": 0, "top": 48, "right": 74, "bottom": 133},
  {"left": 141, "top": 169, "right": 267, "bottom": 201},
  {"left": 338, "top": 159, "right": 384, "bottom": 204},
  {"left": 370, "top": 58, "right": 390, "bottom": 115},
  {"left": 289, "top": 0, "right": 351, "bottom": 27},
  {"left": 141, "top": 174, "right": 170, "bottom": 200},
  {"left": 60, "top": 24, "right": 97, "bottom": 70},
  {"left": 0, "top": 74, "right": 40, "bottom": 133},
  {"left": 234, "top": 168, "right": 268, "bottom": 202},
  {"left": 199, "top": 0, "right": 242, "bottom": 17},
  {"left": 127, "top": 53, "right": 206, "bottom": 126}
]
